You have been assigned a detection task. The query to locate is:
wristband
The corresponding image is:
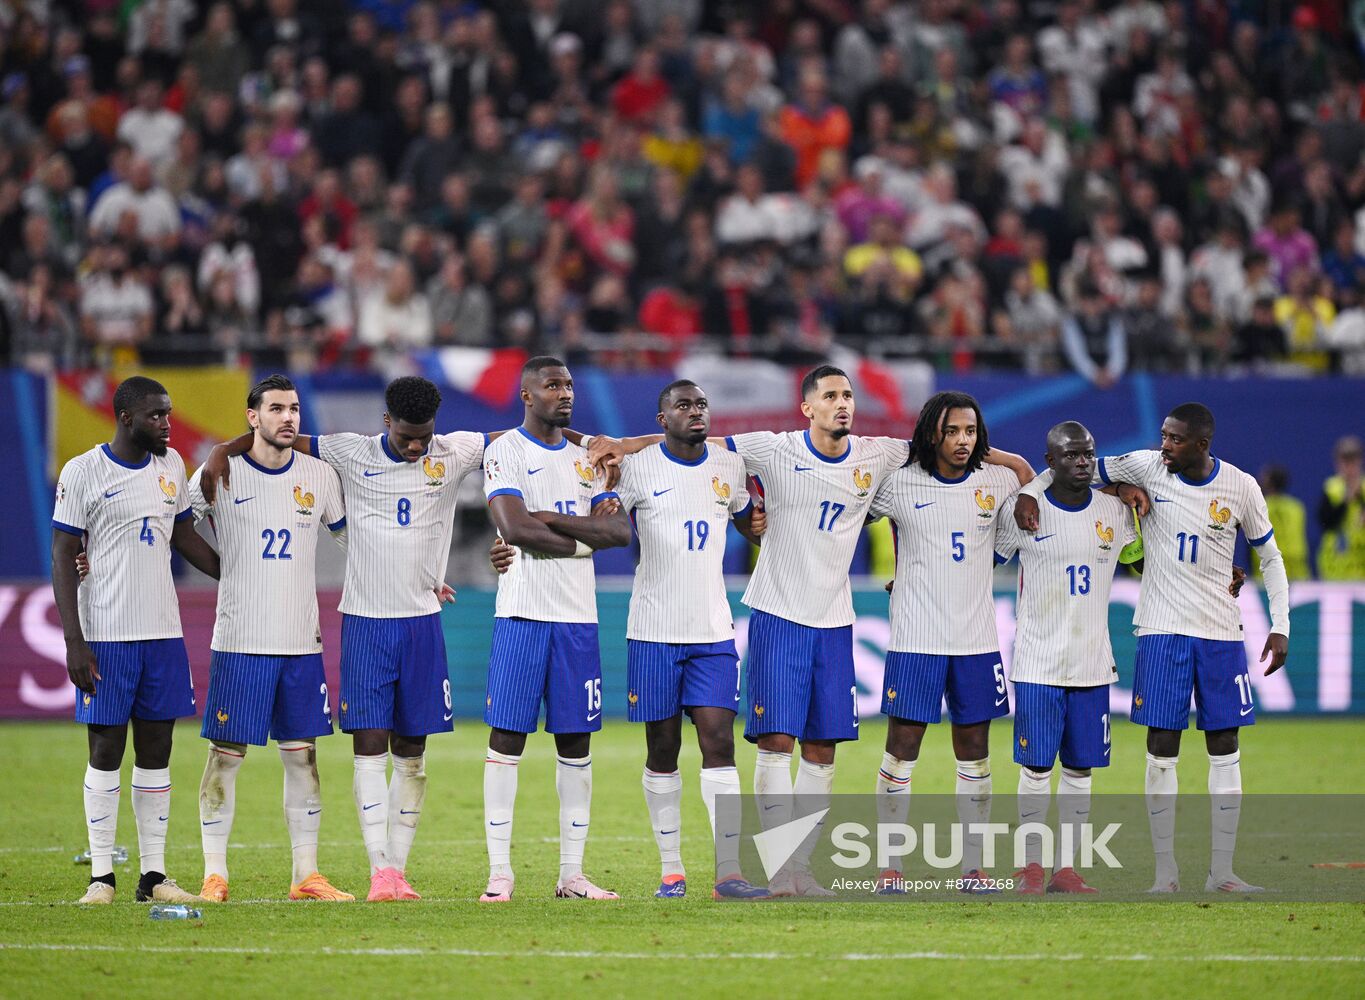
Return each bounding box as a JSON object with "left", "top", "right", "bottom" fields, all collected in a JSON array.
[
  {"left": 579, "top": 435, "right": 594, "bottom": 451},
  {"left": 574, "top": 540, "right": 592, "bottom": 558}
]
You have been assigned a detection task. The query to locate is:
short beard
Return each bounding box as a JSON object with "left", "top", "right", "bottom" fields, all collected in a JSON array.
[
  {"left": 681, "top": 427, "right": 707, "bottom": 445},
  {"left": 830, "top": 426, "right": 850, "bottom": 440},
  {"left": 545, "top": 410, "right": 572, "bottom": 428},
  {"left": 258, "top": 429, "right": 293, "bottom": 452},
  {"left": 132, "top": 429, "right": 167, "bottom": 456}
]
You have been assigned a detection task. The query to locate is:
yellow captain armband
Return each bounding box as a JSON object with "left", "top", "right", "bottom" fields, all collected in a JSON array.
[{"left": 1118, "top": 506, "right": 1144, "bottom": 567}]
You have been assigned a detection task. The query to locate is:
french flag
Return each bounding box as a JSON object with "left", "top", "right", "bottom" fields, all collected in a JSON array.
[{"left": 422, "top": 347, "right": 529, "bottom": 407}]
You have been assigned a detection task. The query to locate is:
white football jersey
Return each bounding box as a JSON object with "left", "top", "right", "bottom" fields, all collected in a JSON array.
[
  {"left": 187, "top": 452, "right": 345, "bottom": 655},
  {"left": 870, "top": 462, "right": 1020, "bottom": 654},
  {"left": 484, "top": 428, "right": 615, "bottom": 624},
  {"left": 727, "top": 431, "right": 909, "bottom": 628},
  {"left": 52, "top": 444, "right": 190, "bottom": 641},
  {"left": 615, "top": 442, "right": 751, "bottom": 643},
  {"left": 1098, "top": 450, "right": 1277, "bottom": 641},
  {"left": 995, "top": 490, "right": 1137, "bottom": 685},
  {"left": 313, "top": 431, "right": 485, "bottom": 618}
]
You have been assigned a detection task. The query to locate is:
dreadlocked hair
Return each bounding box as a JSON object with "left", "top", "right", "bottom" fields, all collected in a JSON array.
[{"left": 909, "top": 391, "right": 989, "bottom": 473}]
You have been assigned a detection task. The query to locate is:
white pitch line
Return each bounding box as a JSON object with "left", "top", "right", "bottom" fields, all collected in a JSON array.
[{"left": 0, "top": 942, "right": 1361, "bottom": 963}]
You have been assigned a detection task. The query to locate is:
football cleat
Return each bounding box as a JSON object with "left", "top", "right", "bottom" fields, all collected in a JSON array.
[
  {"left": 876, "top": 868, "right": 906, "bottom": 895},
  {"left": 388, "top": 868, "right": 421, "bottom": 900},
  {"left": 555, "top": 873, "right": 619, "bottom": 900},
  {"left": 200, "top": 874, "right": 229, "bottom": 902},
  {"left": 655, "top": 874, "right": 686, "bottom": 898},
  {"left": 712, "top": 876, "right": 769, "bottom": 900},
  {"left": 1047, "top": 867, "right": 1098, "bottom": 894},
  {"left": 765, "top": 870, "right": 796, "bottom": 898},
  {"left": 479, "top": 873, "right": 514, "bottom": 903},
  {"left": 77, "top": 881, "right": 115, "bottom": 905},
  {"left": 366, "top": 868, "right": 398, "bottom": 902},
  {"left": 138, "top": 877, "right": 206, "bottom": 904},
  {"left": 1205, "top": 872, "right": 1264, "bottom": 893},
  {"left": 959, "top": 869, "right": 1000, "bottom": 895},
  {"left": 792, "top": 869, "right": 836, "bottom": 897},
  {"left": 1146, "top": 877, "right": 1180, "bottom": 894},
  {"left": 289, "top": 873, "right": 354, "bottom": 901},
  {"left": 1015, "top": 863, "right": 1046, "bottom": 896}
]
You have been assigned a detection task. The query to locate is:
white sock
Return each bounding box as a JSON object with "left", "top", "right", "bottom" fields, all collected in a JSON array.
[
  {"left": 387, "top": 753, "right": 427, "bottom": 874},
  {"left": 198, "top": 746, "right": 245, "bottom": 880},
  {"left": 1016, "top": 768, "right": 1052, "bottom": 869},
  {"left": 556, "top": 754, "right": 592, "bottom": 883},
  {"left": 790, "top": 757, "right": 835, "bottom": 870},
  {"left": 1208, "top": 750, "right": 1242, "bottom": 881},
  {"left": 753, "top": 750, "right": 794, "bottom": 830},
  {"left": 699, "top": 765, "right": 741, "bottom": 879},
  {"left": 1145, "top": 753, "right": 1179, "bottom": 881},
  {"left": 484, "top": 748, "right": 519, "bottom": 878},
  {"left": 955, "top": 758, "right": 992, "bottom": 874},
  {"left": 1056, "top": 768, "right": 1092, "bottom": 871},
  {"left": 642, "top": 768, "right": 684, "bottom": 878},
  {"left": 131, "top": 766, "right": 171, "bottom": 877},
  {"left": 875, "top": 752, "right": 915, "bottom": 831},
  {"left": 83, "top": 764, "right": 121, "bottom": 879},
  {"left": 279, "top": 741, "right": 320, "bottom": 884},
  {"left": 353, "top": 753, "right": 391, "bottom": 874}
]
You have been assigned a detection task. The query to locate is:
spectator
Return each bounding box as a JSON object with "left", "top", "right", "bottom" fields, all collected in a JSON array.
[
  {"left": 997, "top": 117, "right": 1069, "bottom": 210},
  {"left": 1125, "top": 274, "right": 1184, "bottom": 372},
  {"left": 637, "top": 280, "right": 703, "bottom": 354},
  {"left": 1061, "top": 281, "right": 1127, "bottom": 387},
  {"left": 611, "top": 47, "right": 669, "bottom": 125},
  {"left": 988, "top": 34, "right": 1048, "bottom": 136},
  {"left": 779, "top": 69, "right": 852, "bottom": 190},
  {"left": 427, "top": 254, "right": 493, "bottom": 346},
  {"left": 312, "top": 75, "right": 381, "bottom": 169},
  {"left": 703, "top": 69, "right": 762, "bottom": 166},
  {"left": 835, "top": 157, "right": 907, "bottom": 244},
  {"left": 53, "top": 104, "right": 110, "bottom": 192},
  {"left": 566, "top": 164, "right": 635, "bottom": 281},
  {"left": 1318, "top": 436, "right": 1365, "bottom": 580},
  {"left": 1036, "top": 0, "right": 1107, "bottom": 125},
  {"left": 641, "top": 99, "right": 703, "bottom": 182},
  {"left": 265, "top": 90, "right": 309, "bottom": 163},
  {"left": 852, "top": 45, "right": 915, "bottom": 134},
  {"left": 844, "top": 213, "right": 923, "bottom": 288},
  {"left": 79, "top": 243, "right": 154, "bottom": 357},
  {"left": 157, "top": 265, "right": 208, "bottom": 340},
  {"left": 88, "top": 155, "right": 180, "bottom": 245},
  {"left": 1254, "top": 201, "right": 1319, "bottom": 289},
  {"left": 358, "top": 259, "right": 432, "bottom": 350},
  {"left": 1234, "top": 296, "right": 1288, "bottom": 366},
  {"left": 1274, "top": 265, "right": 1335, "bottom": 370},
  {"left": 184, "top": 2, "right": 251, "bottom": 96},
  {"left": 715, "top": 163, "right": 783, "bottom": 245},
  {"left": 1182, "top": 276, "right": 1233, "bottom": 372},
  {"left": 400, "top": 104, "right": 462, "bottom": 213},
  {"left": 8, "top": 263, "right": 78, "bottom": 372},
  {"left": 116, "top": 79, "right": 184, "bottom": 167},
  {"left": 1321, "top": 220, "right": 1365, "bottom": 296}
]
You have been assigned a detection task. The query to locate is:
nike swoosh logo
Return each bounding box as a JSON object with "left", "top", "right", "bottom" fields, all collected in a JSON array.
[
  {"left": 1150, "top": 807, "right": 1169, "bottom": 816},
  {"left": 794, "top": 465, "right": 813, "bottom": 472},
  {"left": 1240, "top": 705, "right": 1254, "bottom": 716},
  {"left": 363, "top": 470, "right": 386, "bottom": 478},
  {"left": 307, "top": 809, "right": 321, "bottom": 816},
  {"left": 489, "top": 820, "right": 510, "bottom": 826},
  {"left": 400, "top": 809, "right": 420, "bottom": 815},
  {"left": 443, "top": 712, "right": 453, "bottom": 721},
  {"left": 103, "top": 489, "right": 123, "bottom": 498},
  {"left": 201, "top": 820, "right": 222, "bottom": 826},
  {"left": 90, "top": 815, "right": 109, "bottom": 823},
  {"left": 233, "top": 496, "right": 255, "bottom": 504},
  {"left": 762, "top": 803, "right": 780, "bottom": 811},
  {"left": 158, "top": 815, "right": 168, "bottom": 822},
  {"left": 571, "top": 821, "right": 589, "bottom": 828},
  {"left": 528, "top": 468, "right": 544, "bottom": 475},
  {"left": 586, "top": 712, "right": 600, "bottom": 722},
  {"left": 914, "top": 502, "right": 935, "bottom": 509},
  {"left": 1033, "top": 534, "right": 1055, "bottom": 542},
  {"left": 723, "top": 832, "right": 740, "bottom": 838},
  {"left": 995, "top": 696, "right": 1008, "bottom": 706},
  {"left": 1153, "top": 498, "right": 1174, "bottom": 503},
  {"left": 653, "top": 488, "right": 673, "bottom": 497},
  {"left": 885, "top": 787, "right": 906, "bottom": 794},
  {"left": 362, "top": 802, "right": 381, "bottom": 811},
  {"left": 1219, "top": 805, "right": 1239, "bottom": 811},
  {"left": 660, "top": 829, "right": 678, "bottom": 836}
]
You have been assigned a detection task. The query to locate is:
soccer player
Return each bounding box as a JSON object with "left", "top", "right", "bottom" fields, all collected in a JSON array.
[
  {"left": 587, "top": 366, "right": 997, "bottom": 895},
  {"left": 992, "top": 421, "right": 1137, "bottom": 894},
  {"left": 1012, "top": 402, "right": 1291, "bottom": 893},
  {"left": 867, "top": 391, "right": 1035, "bottom": 894},
  {"left": 52, "top": 376, "right": 221, "bottom": 905},
  {"left": 201, "top": 376, "right": 486, "bottom": 901},
  {"left": 582, "top": 379, "right": 765, "bottom": 898},
  {"left": 186, "top": 374, "right": 353, "bottom": 902},
  {"left": 480, "top": 357, "right": 632, "bottom": 902}
]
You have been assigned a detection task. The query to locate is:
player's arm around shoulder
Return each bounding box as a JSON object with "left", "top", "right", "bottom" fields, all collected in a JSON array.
[
  {"left": 993, "top": 493, "right": 1022, "bottom": 563},
  {"left": 982, "top": 447, "right": 1035, "bottom": 486}
]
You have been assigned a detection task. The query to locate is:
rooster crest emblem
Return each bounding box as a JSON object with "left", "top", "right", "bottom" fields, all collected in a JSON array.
[
  {"left": 293, "top": 484, "right": 315, "bottom": 516},
  {"left": 1095, "top": 521, "right": 1114, "bottom": 550},
  {"left": 853, "top": 467, "right": 872, "bottom": 498},
  {"left": 423, "top": 456, "right": 446, "bottom": 486},
  {"left": 1019, "top": 736, "right": 1028, "bottom": 748},
  {"left": 628, "top": 691, "right": 639, "bottom": 705},
  {"left": 711, "top": 476, "right": 731, "bottom": 507},
  {"left": 216, "top": 708, "right": 229, "bottom": 724},
  {"left": 1134, "top": 694, "right": 1143, "bottom": 708},
  {"left": 158, "top": 475, "right": 177, "bottom": 505},
  {"left": 574, "top": 460, "right": 595, "bottom": 489},
  {"left": 886, "top": 687, "right": 897, "bottom": 701},
  {"left": 974, "top": 489, "right": 996, "bottom": 518},
  {"left": 754, "top": 705, "right": 765, "bottom": 717},
  {"left": 1208, "top": 499, "right": 1232, "bottom": 531}
]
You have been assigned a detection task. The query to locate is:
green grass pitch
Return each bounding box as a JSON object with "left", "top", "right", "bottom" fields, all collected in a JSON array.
[{"left": 1, "top": 718, "right": 1363, "bottom": 998}]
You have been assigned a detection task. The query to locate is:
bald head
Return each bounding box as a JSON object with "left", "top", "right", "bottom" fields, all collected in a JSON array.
[
  {"left": 1046, "top": 421, "right": 1092, "bottom": 458},
  {"left": 1044, "top": 420, "right": 1096, "bottom": 493}
]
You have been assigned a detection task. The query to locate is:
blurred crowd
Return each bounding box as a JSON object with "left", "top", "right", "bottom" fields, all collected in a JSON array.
[{"left": 2, "top": 0, "right": 1365, "bottom": 377}]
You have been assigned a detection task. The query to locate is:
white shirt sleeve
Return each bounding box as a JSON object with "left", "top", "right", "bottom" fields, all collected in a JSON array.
[
  {"left": 442, "top": 430, "right": 488, "bottom": 479},
  {"left": 875, "top": 437, "right": 912, "bottom": 470},
  {"left": 994, "top": 495, "right": 1021, "bottom": 561},
  {"left": 729, "top": 472, "right": 752, "bottom": 516},
  {"left": 52, "top": 457, "right": 91, "bottom": 534},
  {"left": 171, "top": 452, "right": 191, "bottom": 520},
  {"left": 614, "top": 454, "right": 641, "bottom": 511},
  {"left": 321, "top": 464, "right": 346, "bottom": 531},
  {"left": 1098, "top": 450, "right": 1160, "bottom": 488},
  {"left": 483, "top": 446, "right": 524, "bottom": 501},
  {"left": 314, "top": 432, "right": 365, "bottom": 470},
  {"left": 725, "top": 431, "right": 779, "bottom": 476},
  {"left": 186, "top": 464, "right": 212, "bottom": 523}
]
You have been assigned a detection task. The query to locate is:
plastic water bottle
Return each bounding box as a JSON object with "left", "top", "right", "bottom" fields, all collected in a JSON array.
[{"left": 149, "top": 905, "right": 202, "bottom": 920}]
